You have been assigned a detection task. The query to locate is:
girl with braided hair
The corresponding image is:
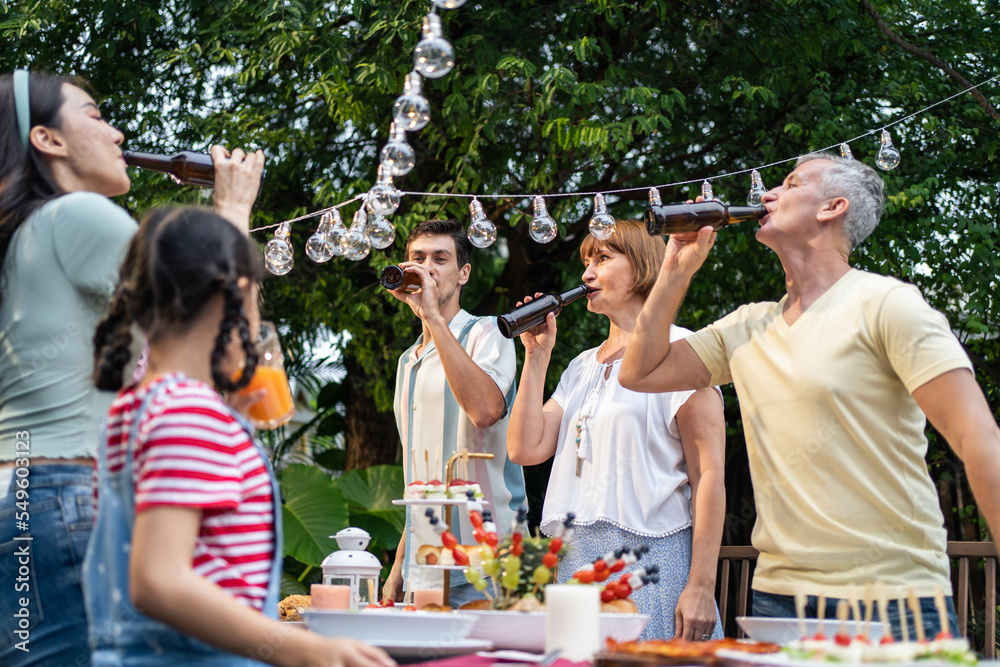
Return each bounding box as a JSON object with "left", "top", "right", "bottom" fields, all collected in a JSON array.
[
  {"left": 86, "top": 207, "right": 393, "bottom": 667},
  {"left": 0, "top": 69, "right": 263, "bottom": 667}
]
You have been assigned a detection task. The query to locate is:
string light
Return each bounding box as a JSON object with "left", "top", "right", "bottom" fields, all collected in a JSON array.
[
  {"left": 341, "top": 206, "right": 372, "bottom": 261},
  {"left": 701, "top": 180, "right": 714, "bottom": 201},
  {"left": 380, "top": 121, "right": 416, "bottom": 177},
  {"left": 875, "top": 129, "right": 901, "bottom": 171},
  {"left": 432, "top": 0, "right": 467, "bottom": 8},
  {"left": 367, "top": 164, "right": 401, "bottom": 216},
  {"left": 414, "top": 13, "right": 454, "bottom": 79},
  {"left": 528, "top": 196, "right": 558, "bottom": 244},
  {"left": 747, "top": 170, "right": 768, "bottom": 206},
  {"left": 588, "top": 193, "right": 615, "bottom": 240},
  {"left": 468, "top": 198, "right": 497, "bottom": 248},
  {"left": 393, "top": 72, "right": 431, "bottom": 131},
  {"left": 246, "top": 10, "right": 999, "bottom": 263},
  {"left": 327, "top": 208, "right": 348, "bottom": 257},
  {"left": 367, "top": 209, "right": 397, "bottom": 250},
  {"left": 265, "top": 221, "right": 294, "bottom": 275},
  {"left": 305, "top": 212, "right": 335, "bottom": 263}
]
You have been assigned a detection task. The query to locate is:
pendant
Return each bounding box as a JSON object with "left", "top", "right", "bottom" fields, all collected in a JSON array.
[{"left": 575, "top": 457, "right": 583, "bottom": 477}]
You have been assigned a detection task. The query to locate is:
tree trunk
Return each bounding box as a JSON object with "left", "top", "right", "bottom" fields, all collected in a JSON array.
[{"left": 342, "top": 356, "right": 400, "bottom": 471}]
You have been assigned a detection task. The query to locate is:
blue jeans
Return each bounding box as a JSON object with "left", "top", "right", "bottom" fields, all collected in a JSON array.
[
  {"left": 447, "top": 579, "right": 489, "bottom": 609},
  {"left": 753, "top": 589, "right": 960, "bottom": 640},
  {"left": 0, "top": 464, "right": 94, "bottom": 667}
]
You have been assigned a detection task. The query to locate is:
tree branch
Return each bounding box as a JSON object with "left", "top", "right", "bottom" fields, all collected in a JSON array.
[{"left": 860, "top": 0, "right": 999, "bottom": 122}]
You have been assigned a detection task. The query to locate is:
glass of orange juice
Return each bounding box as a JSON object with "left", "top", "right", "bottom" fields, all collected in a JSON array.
[{"left": 234, "top": 321, "right": 295, "bottom": 429}]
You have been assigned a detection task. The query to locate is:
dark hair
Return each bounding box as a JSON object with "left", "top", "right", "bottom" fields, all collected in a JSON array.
[
  {"left": 579, "top": 219, "right": 665, "bottom": 300},
  {"left": 0, "top": 71, "right": 82, "bottom": 304},
  {"left": 404, "top": 219, "right": 473, "bottom": 270},
  {"left": 93, "top": 207, "right": 263, "bottom": 392}
]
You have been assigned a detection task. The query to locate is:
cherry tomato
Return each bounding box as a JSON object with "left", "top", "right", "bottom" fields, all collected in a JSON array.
[
  {"left": 542, "top": 553, "right": 558, "bottom": 568},
  {"left": 609, "top": 559, "right": 625, "bottom": 573},
  {"left": 834, "top": 633, "right": 851, "bottom": 647},
  {"left": 470, "top": 511, "right": 484, "bottom": 529},
  {"left": 594, "top": 561, "right": 608, "bottom": 573},
  {"left": 473, "top": 528, "right": 487, "bottom": 544},
  {"left": 595, "top": 569, "right": 611, "bottom": 582},
  {"left": 485, "top": 533, "right": 499, "bottom": 548},
  {"left": 549, "top": 537, "right": 562, "bottom": 553},
  {"left": 574, "top": 569, "right": 595, "bottom": 584},
  {"left": 601, "top": 588, "right": 616, "bottom": 603},
  {"left": 452, "top": 548, "right": 470, "bottom": 566},
  {"left": 615, "top": 582, "right": 632, "bottom": 598},
  {"left": 441, "top": 532, "right": 458, "bottom": 549}
]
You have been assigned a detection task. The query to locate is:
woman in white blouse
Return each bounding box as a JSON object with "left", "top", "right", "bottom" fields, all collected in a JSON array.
[{"left": 507, "top": 219, "right": 725, "bottom": 641}]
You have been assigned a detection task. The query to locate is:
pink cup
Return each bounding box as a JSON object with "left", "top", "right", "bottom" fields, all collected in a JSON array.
[
  {"left": 311, "top": 584, "right": 352, "bottom": 610},
  {"left": 412, "top": 588, "right": 444, "bottom": 609}
]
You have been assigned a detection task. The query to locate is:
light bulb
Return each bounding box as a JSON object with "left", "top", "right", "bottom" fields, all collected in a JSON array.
[
  {"left": 839, "top": 143, "right": 854, "bottom": 160},
  {"left": 264, "top": 221, "right": 294, "bottom": 275},
  {"left": 327, "top": 208, "right": 347, "bottom": 257},
  {"left": 528, "top": 196, "right": 557, "bottom": 244},
  {"left": 648, "top": 187, "right": 662, "bottom": 207},
  {"left": 367, "top": 164, "right": 401, "bottom": 216},
  {"left": 392, "top": 72, "right": 431, "bottom": 131},
  {"left": 701, "top": 180, "right": 715, "bottom": 201},
  {"left": 875, "top": 129, "right": 901, "bottom": 171},
  {"left": 432, "top": 0, "right": 467, "bottom": 8},
  {"left": 414, "top": 13, "right": 455, "bottom": 79},
  {"left": 367, "top": 211, "right": 396, "bottom": 250},
  {"left": 341, "top": 207, "right": 371, "bottom": 261},
  {"left": 747, "top": 169, "right": 768, "bottom": 206},
  {"left": 380, "top": 121, "right": 416, "bottom": 177},
  {"left": 467, "top": 199, "right": 497, "bottom": 248},
  {"left": 588, "top": 194, "right": 615, "bottom": 240},
  {"left": 305, "top": 212, "right": 335, "bottom": 263}
]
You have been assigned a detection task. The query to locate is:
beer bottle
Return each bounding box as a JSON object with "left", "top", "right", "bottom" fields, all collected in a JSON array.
[
  {"left": 497, "top": 285, "right": 590, "bottom": 339},
  {"left": 123, "top": 150, "right": 216, "bottom": 187},
  {"left": 644, "top": 201, "right": 766, "bottom": 236},
  {"left": 380, "top": 265, "right": 423, "bottom": 292}
]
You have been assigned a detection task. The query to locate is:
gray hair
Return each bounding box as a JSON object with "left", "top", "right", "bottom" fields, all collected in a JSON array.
[{"left": 796, "top": 151, "right": 885, "bottom": 251}]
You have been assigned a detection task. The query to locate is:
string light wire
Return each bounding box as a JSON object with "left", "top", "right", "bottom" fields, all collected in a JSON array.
[{"left": 253, "top": 64, "right": 998, "bottom": 235}]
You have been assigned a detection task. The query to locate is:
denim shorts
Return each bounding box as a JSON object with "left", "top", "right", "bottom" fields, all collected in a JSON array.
[
  {"left": 0, "top": 464, "right": 95, "bottom": 667},
  {"left": 752, "top": 588, "right": 960, "bottom": 640}
]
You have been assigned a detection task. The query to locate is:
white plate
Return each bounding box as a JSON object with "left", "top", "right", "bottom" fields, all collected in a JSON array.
[
  {"left": 736, "top": 616, "right": 883, "bottom": 644},
  {"left": 304, "top": 609, "right": 476, "bottom": 643},
  {"left": 392, "top": 498, "right": 489, "bottom": 506},
  {"left": 370, "top": 638, "right": 492, "bottom": 659},
  {"left": 466, "top": 610, "right": 649, "bottom": 652}
]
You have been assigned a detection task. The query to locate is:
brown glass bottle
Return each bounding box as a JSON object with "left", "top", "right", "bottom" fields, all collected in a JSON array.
[
  {"left": 497, "top": 285, "right": 590, "bottom": 339},
  {"left": 380, "top": 265, "right": 423, "bottom": 292},
  {"left": 644, "top": 201, "right": 766, "bottom": 236},
  {"left": 122, "top": 150, "right": 216, "bottom": 187}
]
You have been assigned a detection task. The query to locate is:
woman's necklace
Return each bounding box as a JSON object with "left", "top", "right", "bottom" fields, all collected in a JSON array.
[{"left": 574, "top": 341, "right": 626, "bottom": 476}]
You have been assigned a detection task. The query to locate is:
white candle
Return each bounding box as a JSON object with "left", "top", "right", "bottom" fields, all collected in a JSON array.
[{"left": 545, "top": 584, "right": 600, "bottom": 661}]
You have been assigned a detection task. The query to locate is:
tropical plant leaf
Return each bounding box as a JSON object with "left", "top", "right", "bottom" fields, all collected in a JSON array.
[{"left": 279, "top": 463, "right": 350, "bottom": 567}]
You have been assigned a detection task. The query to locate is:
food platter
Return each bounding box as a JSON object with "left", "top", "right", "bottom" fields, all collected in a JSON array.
[
  {"left": 595, "top": 639, "right": 783, "bottom": 667},
  {"left": 736, "top": 617, "right": 884, "bottom": 644},
  {"left": 392, "top": 498, "right": 489, "bottom": 506},
  {"left": 464, "top": 610, "right": 649, "bottom": 652}
]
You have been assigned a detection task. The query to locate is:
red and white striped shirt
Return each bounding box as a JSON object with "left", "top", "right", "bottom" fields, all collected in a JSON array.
[{"left": 101, "top": 374, "right": 275, "bottom": 610}]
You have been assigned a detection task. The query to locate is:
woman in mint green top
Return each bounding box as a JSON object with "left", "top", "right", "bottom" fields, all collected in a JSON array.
[{"left": 0, "top": 70, "right": 263, "bottom": 667}]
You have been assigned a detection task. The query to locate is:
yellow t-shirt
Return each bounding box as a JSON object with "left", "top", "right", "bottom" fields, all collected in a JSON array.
[{"left": 686, "top": 268, "right": 972, "bottom": 598}]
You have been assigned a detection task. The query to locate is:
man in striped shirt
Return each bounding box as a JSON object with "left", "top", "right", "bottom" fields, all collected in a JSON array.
[{"left": 386, "top": 219, "right": 526, "bottom": 607}]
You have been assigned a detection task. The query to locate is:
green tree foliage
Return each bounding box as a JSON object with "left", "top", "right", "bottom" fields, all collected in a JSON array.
[{"left": 3, "top": 0, "right": 997, "bottom": 545}]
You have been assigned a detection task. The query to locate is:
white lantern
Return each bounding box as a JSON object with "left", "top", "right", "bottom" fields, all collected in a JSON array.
[{"left": 320, "top": 527, "right": 383, "bottom": 610}]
